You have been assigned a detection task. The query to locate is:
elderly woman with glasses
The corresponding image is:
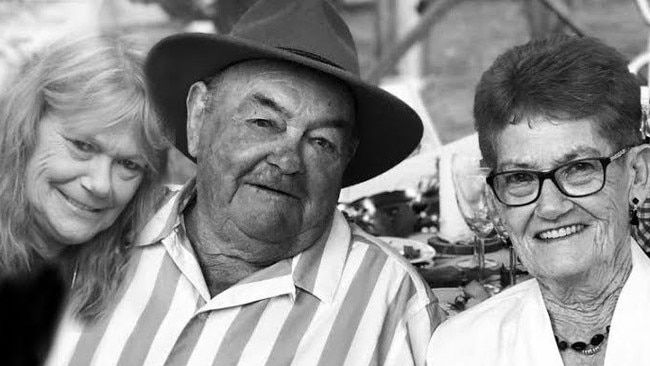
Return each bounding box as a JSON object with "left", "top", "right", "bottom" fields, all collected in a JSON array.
[{"left": 426, "top": 35, "right": 650, "bottom": 366}]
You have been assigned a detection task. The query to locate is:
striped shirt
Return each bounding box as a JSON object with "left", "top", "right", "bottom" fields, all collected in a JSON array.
[{"left": 47, "top": 181, "right": 444, "bottom": 366}]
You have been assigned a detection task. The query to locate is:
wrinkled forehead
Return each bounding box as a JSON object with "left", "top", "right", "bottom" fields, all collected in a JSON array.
[
  {"left": 48, "top": 103, "right": 144, "bottom": 143},
  {"left": 212, "top": 59, "right": 356, "bottom": 122},
  {"left": 493, "top": 117, "right": 613, "bottom": 170},
  {"left": 46, "top": 77, "right": 148, "bottom": 133},
  {"left": 220, "top": 59, "right": 349, "bottom": 89}
]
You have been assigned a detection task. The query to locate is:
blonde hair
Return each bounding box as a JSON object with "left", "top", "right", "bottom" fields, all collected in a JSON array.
[{"left": 0, "top": 33, "right": 169, "bottom": 320}]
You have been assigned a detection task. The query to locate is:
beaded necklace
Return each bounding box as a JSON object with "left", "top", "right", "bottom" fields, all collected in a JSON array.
[{"left": 554, "top": 326, "right": 610, "bottom": 356}]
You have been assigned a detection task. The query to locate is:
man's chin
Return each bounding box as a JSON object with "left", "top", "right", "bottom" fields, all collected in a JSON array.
[{"left": 240, "top": 220, "right": 300, "bottom": 243}]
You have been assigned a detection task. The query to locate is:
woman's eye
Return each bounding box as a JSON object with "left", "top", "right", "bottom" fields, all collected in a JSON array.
[
  {"left": 505, "top": 172, "right": 535, "bottom": 185},
  {"left": 70, "top": 139, "right": 95, "bottom": 153},
  {"left": 565, "top": 161, "right": 598, "bottom": 174},
  {"left": 118, "top": 159, "right": 142, "bottom": 171}
]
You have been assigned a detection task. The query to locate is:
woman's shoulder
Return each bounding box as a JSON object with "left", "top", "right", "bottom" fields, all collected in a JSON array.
[
  {"left": 427, "top": 279, "right": 541, "bottom": 365},
  {"left": 434, "top": 279, "right": 538, "bottom": 340}
]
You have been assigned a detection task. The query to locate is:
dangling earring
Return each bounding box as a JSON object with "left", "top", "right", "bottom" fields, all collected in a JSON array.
[{"left": 630, "top": 198, "right": 640, "bottom": 226}]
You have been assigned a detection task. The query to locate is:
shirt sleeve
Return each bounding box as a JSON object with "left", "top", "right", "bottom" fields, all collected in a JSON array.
[
  {"left": 405, "top": 296, "right": 446, "bottom": 366},
  {"left": 373, "top": 270, "right": 446, "bottom": 366},
  {"left": 381, "top": 276, "right": 446, "bottom": 366}
]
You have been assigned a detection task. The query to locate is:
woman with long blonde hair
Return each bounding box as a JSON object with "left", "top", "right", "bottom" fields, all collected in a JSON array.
[{"left": 0, "top": 33, "right": 169, "bottom": 322}]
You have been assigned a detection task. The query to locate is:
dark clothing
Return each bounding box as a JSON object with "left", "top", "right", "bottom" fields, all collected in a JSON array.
[{"left": 0, "top": 264, "right": 66, "bottom": 366}]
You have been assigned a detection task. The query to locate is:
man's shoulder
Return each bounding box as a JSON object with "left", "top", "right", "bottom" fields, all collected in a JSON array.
[
  {"left": 349, "top": 226, "right": 425, "bottom": 275},
  {"left": 347, "top": 225, "right": 436, "bottom": 307},
  {"left": 135, "top": 184, "right": 188, "bottom": 247},
  {"left": 153, "top": 184, "right": 184, "bottom": 210}
]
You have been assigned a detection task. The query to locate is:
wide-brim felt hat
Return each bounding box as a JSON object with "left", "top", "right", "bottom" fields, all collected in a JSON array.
[{"left": 145, "top": 0, "right": 423, "bottom": 187}]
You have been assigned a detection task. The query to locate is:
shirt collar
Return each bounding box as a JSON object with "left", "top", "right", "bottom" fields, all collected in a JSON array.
[
  {"left": 203, "top": 210, "right": 351, "bottom": 307},
  {"left": 134, "top": 178, "right": 196, "bottom": 247},
  {"left": 291, "top": 210, "right": 351, "bottom": 303},
  {"left": 134, "top": 178, "right": 352, "bottom": 304}
]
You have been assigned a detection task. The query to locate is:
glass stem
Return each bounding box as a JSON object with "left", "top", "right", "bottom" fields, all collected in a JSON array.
[
  {"left": 474, "top": 236, "right": 486, "bottom": 276},
  {"left": 509, "top": 246, "right": 517, "bottom": 285}
]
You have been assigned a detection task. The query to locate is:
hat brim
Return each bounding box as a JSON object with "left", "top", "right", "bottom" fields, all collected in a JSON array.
[{"left": 146, "top": 33, "right": 423, "bottom": 187}]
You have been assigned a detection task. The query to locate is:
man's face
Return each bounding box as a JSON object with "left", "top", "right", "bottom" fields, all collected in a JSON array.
[{"left": 188, "top": 60, "right": 355, "bottom": 258}]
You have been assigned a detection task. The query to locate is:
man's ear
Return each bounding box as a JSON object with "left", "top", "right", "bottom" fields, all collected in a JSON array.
[
  {"left": 629, "top": 144, "right": 650, "bottom": 204},
  {"left": 186, "top": 81, "right": 209, "bottom": 159}
]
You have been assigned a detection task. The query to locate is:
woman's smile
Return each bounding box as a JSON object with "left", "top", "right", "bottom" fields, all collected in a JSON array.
[
  {"left": 24, "top": 114, "right": 144, "bottom": 245},
  {"left": 57, "top": 188, "right": 107, "bottom": 214},
  {"left": 495, "top": 118, "right": 633, "bottom": 280},
  {"left": 534, "top": 224, "right": 587, "bottom": 241}
]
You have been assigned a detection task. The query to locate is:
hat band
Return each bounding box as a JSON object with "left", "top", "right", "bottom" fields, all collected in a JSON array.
[{"left": 278, "top": 47, "right": 344, "bottom": 70}]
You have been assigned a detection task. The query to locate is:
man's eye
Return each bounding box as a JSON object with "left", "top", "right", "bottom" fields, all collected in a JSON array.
[
  {"left": 312, "top": 137, "right": 336, "bottom": 152},
  {"left": 249, "top": 119, "right": 274, "bottom": 128},
  {"left": 70, "top": 139, "right": 96, "bottom": 153}
]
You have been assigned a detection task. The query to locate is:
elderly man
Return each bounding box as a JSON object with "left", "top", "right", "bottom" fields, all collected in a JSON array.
[{"left": 47, "top": 0, "right": 443, "bottom": 365}]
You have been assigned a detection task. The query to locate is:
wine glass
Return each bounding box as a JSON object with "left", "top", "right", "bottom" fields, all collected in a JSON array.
[
  {"left": 485, "top": 187, "right": 517, "bottom": 286},
  {"left": 451, "top": 154, "right": 498, "bottom": 274}
]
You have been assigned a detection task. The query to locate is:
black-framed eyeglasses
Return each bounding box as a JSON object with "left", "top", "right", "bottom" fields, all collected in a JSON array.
[{"left": 486, "top": 147, "right": 631, "bottom": 207}]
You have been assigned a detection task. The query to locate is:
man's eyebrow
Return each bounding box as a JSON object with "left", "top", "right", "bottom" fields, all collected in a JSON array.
[
  {"left": 318, "top": 118, "right": 353, "bottom": 129},
  {"left": 251, "top": 93, "right": 291, "bottom": 117},
  {"left": 248, "top": 92, "right": 354, "bottom": 130}
]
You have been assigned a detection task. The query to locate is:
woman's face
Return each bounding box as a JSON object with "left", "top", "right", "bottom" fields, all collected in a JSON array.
[
  {"left": 494, "top": 117, "right": 632, "bottom": 282},
  {"left": 25, "top": 113, "right": 146, "bottom": 252}
]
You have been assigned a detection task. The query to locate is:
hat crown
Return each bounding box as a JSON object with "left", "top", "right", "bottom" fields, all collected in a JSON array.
[
  {"left": 145, "top": 0, "right": 423, "bottom": 187},
  {"left": 229, "top": 0, "right": 360, "bottom": 75}
]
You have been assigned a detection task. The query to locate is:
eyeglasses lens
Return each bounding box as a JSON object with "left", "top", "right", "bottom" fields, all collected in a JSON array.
[{"left": 492, "top": 159, "right": 605, "bottom": 206}]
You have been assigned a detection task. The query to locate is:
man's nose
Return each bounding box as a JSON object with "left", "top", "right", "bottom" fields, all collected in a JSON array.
[
  {"left": 80, "top": 158, "right": 112, "bottom": 198},
  {"left": 534, "top": 178, "right": 573, "bottom": 220},
  {"left": 266, "top": 138, "right": 304, "bottom": 175}
]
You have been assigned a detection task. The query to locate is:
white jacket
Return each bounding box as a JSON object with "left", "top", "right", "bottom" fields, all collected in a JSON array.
[{"left": 427, "top": 239, "right": 650, "bottom": 366}]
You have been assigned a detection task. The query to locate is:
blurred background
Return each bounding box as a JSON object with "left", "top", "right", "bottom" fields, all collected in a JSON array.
[
  {"left": 1, "top": 0, "right": 648, "bottom": 187},
  {"left": 2, "top": 0, "right": 647, "bottom": 141}
]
